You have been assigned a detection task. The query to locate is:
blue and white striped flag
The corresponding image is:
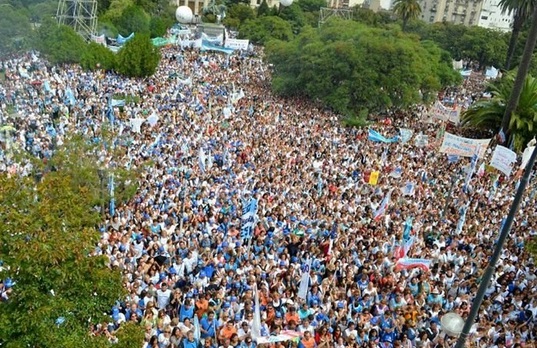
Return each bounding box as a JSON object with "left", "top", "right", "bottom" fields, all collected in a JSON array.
[
  {"left": 111, "top": 99, "right": 125, "bottom": 107},
  {"left": 198, "top": 147, "right": 206, "bottom": 172},
  {"left": 463, "top": 151, "right": 479, "bottom": 193},
  {"left": 368, "top": 129, "right": 399, "bottom": 143}
]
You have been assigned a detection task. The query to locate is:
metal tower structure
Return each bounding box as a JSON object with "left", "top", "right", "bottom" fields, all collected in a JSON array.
[
  {"left": 56, "top": 0, "right": 98, "bottom": 40},
  {"left": 318, "top": 7, "right": 353, "bottom": 27}
]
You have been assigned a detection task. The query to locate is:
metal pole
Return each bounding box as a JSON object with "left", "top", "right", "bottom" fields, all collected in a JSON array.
[
  {"left": 441, "top": 169, "right": 460, "bottom": 218},
  {"left": 454, "top": 145, "right": 537, "bottom": 348}
]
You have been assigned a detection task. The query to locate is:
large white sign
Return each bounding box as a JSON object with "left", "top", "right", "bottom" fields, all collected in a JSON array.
[
  {"left": 490, "top": 145, "right": 517, "bottom": 176},
  {"left": 439, "top": 132, "right": 491, "bottom": 158},
  {"left": 224, "top": 38, "right": 250, "bottom": 50}
]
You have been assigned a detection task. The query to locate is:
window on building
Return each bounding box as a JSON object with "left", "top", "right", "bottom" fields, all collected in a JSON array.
[{"left": 481, "top": 15, "right": 488, "bottom": 20}]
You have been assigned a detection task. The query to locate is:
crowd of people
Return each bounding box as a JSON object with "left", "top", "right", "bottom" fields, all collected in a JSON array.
[{"left": 1, "top": 42, "right": 537, "bottom": 348}]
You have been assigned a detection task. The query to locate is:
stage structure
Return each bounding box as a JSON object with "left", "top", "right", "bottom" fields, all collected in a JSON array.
[
  {"left": 56, "top": 0, "right": 98, "bottom": 40},
  {"left": 318, "top": 6, "right": 352, "bottom": 27}
]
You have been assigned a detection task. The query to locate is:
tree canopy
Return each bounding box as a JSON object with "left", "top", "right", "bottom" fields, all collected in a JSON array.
[
  {"left": 266, "top": 20, "right": 461, "bottom": 115},
  {"left": 0, "top": 135, "right": 143, "bottom": 347},
  {"left": 116, "top": 34, "right": 161, "bottom": 77}
]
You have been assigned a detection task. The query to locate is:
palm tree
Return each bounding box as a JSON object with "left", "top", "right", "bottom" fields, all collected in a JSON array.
[
  {"left": 499, "top": 0, "right": 535, "bottom": 70},
  {"left": 392, "top": 0, "right": 422, "bottom": 32},
  {"left": 461, "top": 72, "right": 537, "bottom": 151}
]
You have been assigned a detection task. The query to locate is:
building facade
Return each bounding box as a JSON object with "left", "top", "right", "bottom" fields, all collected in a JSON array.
[{"left": 418, "top": 0, "right": 513, "bottom": 31}]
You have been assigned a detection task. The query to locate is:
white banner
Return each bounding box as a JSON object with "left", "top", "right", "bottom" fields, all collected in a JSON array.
[
  {"left": 297, "top": 259, "right": 312, "bottom": 300},
  {"left": 439, "top": 132, "right": 491, "bottom": 158},
  {"left": 447, "top": 107, "right": 461, "bottom": 125},
  {"left": 414, "top": 133, "right": 429, "bottom": 148},
  {"left": 490, "top": 145, "right": 517, "bottom": 176},
  {"left": 224, "top": 38, "right": 250, "bottom": 50},
  {"left": 201, "top": 33, "right": 223, "bottom": 45},
  {"left": 430, "top": 101, "right": 449, "bottom": 121},
  {"left": 521, "top": 146, "right": 536, "bottom": 169}
]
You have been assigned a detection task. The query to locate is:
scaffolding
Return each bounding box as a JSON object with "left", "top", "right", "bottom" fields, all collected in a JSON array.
[
  {"left": 318, "top": 7, "right": 353, "bottom": 27},
  {"left": 56, "top": 0, "right": 98, "bottom": 40}
]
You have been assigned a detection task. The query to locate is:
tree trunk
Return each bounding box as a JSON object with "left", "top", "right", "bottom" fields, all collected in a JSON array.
[
  {"left": 505, "top": 13, "right": 524, "bottom": 70},
  {"left": 500, "top": 5, "right": 537, "bottom": 143}
]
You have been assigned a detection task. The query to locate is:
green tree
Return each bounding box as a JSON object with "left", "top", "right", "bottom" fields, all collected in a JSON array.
[
  {"left": 81, "top": 42, "right": 117, "bottom": 71},
  {"left": 226, "top": 3, "right": 256, "bottom": 24},
  {"left": 0, "top": 136, "right": 143, "bottom": 347},
  {"left": 115, "top": 5, "right": 150, "bottom": 36},
  {"left": 257, "top": 0, "right": 270, "bottom": 16},
  {"left": 149, "top": 16, "right": 168, "bottom": 37},
  {"left": 392, "top": 0, "right": 421, "bottom": 31},
  {"left": 116, "top": 33, "right": 160, "bottom": 77},
  {"left": 35, "top": 18, "right": 88, "bottom": 64},
  {"left": 461, "top": 72, "right": 537, "bottom": 151},
  {"left": 100, "top": 0, "right": 134, "bottom": 25},
  {"left": 27, "top": 0, "right": 57, "bottom": 23},
  {"left": 239, "top": 16, "right": 294, "bottom": 44},
  {"left": 0, "top": 5, "right": 32, "bottom": 57},
  {"left": 459, "top": 26, "right": 508, "bottom": 69},
  {"left": 266, "top": 19, "right": 459, "bottom": 114},
  {"left": 499, "top": 0, "right": 535, "bottom": 70},
  {"left": 278, "top": 2, "right": 307, "bottom": 33}
]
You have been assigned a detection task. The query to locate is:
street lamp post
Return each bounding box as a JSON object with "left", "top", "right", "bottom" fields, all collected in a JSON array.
[
  {"left": 454, "top": 145, "right": 537, "bottom": 348},
  {"left": 97, "top": 169, "right": 105, "bottom": 218}
]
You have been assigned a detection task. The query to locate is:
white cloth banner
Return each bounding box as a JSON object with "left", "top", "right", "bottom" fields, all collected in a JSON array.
[
  {"left": 201, "top": 33, "right": 224, "bottom": 45},
  {"left": 224, "top": 38, "right": 250, "bottom": 50},
  {"left": 439, "top": 132, "right": 491, "bottom": 158},
  {"left": 447, "top": 107, "right": 461, "bottom": 125},
  {"left": 490, "top": 145, "right": 517, "bottom": 176},
  {"left": 521, "top": 146, "right": 536, "bottom": 169},
  {"left": 297, "top": 259, "right": 312, "bottom": 300},
  {"left": 414, "top": 133, "right": 429, "bottom": 148}
]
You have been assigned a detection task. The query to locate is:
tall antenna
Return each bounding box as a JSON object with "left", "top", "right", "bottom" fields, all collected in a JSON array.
[
  {"left": 318, "top": 6, "right": 352, "bottom": 27},
  {"left": 56, "top": 0, "right": 98, "bottom": 40}
]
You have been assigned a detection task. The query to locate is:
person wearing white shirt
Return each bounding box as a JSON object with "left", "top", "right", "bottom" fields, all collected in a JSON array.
[{"left": 156, "top": 283, "right": 172, "bottom": 310}]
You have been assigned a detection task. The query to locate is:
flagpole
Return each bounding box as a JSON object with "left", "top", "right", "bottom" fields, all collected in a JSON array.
[
  {"left": 454, "top": 145, "right": 537, "bottom": 348},
  {"left": 441, "top": 169, "right": 461, "bottom": 218}
]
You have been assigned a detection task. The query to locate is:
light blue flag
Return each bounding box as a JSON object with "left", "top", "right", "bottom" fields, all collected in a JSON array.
[
  {"left": 389, "top": 166, "right": 403, "bottom": 178},
  {"left": 368, "top": 129, "right": 399, "bottom": 143},
  {"left": 65, "top": 87, "right": 75, "bottom": 106},
  {"left": 111, "top": 99, "right": 125, "bottom": 107},
  {"left": 399, "top": 128, "right": 413, "bottom": 143},
  {"left": 193, "top": 315, "right": 201, "bottom": 341},
  {"left": 403, "top": 217, "right": 413, "bottom": 241}
]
